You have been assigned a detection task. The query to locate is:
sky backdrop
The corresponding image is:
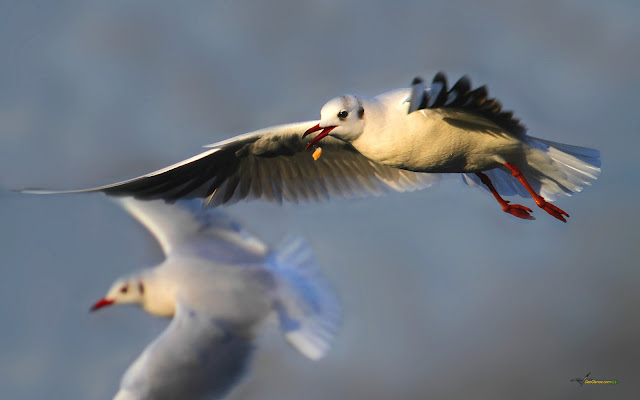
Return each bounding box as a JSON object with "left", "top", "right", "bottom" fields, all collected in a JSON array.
[{"left": 1, "top": 1, "right": 639, "bottom": 399}]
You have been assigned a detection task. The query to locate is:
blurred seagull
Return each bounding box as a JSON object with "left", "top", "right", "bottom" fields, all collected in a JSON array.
[
  {"left": 91, "top": 198, "right": 341, "bottom": 400},
  {"left": 24, "top": 72, "right": 599, "bottom": 221}
]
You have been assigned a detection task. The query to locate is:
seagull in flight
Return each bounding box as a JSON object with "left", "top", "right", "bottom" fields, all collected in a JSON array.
[
  {"left": 90, "top": 198, "right": 341, "bottom": 400},
  {"left": 24, "top": 72, "right": 600, "bottom": 221}
]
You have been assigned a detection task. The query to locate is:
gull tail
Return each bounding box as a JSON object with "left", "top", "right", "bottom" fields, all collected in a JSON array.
[
  {"left": 464, "top": 137, "right": 600, "bottom": 201},
  {"left": 267, "top": 236, "right": 341, "bottom": 361}
]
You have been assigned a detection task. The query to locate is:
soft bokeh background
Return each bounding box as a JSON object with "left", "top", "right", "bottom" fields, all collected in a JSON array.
[{"left": 1, "top": 1, "right": 638, "bottom": 399}]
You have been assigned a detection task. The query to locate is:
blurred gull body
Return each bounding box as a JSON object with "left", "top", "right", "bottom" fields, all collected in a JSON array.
[
  {"left": 24, "top": 73, "right": 599, "bottom": 222},
  {"left": 90, "top": 198, "right": 341, "bottom": 400}
]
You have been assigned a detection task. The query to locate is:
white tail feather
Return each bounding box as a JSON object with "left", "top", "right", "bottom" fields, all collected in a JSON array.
[
  {"left": 267, "top": 237, "right": 341, "bottom": 360},
  {"left": 464, "top": 137, "right": 600, "bottom": 201}
]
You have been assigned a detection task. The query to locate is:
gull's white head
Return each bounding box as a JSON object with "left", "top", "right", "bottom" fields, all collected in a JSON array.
[
  {"left": 90, "top": 275, "right": 146, "bottom": 311},
  {"left": 303, "top": 95, "right": 365, "bottom": 149}
]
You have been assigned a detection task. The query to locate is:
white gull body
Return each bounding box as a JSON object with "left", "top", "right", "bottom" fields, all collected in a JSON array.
[
  {"left": 91, "top": 198, "right": 341, "bottom": 400},
  {"left": 25, "top": 73, "right": 599, "bottom": 221}
]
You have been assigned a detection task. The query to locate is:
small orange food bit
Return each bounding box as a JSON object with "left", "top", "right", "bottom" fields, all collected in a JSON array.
[{"left": 312, "top": 147, "right": 322, "bottom": 160}]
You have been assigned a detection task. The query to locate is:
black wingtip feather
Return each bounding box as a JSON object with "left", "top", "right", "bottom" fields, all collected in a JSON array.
[
  {"left": 468, "top": 86, "right": 488, "bottom": 106},
  {"left": 407, "top": 72, "right": 526, "bottom": 135},
  {"left": 430, "top": 73, "right": 449, "bottom": 108},
  {"left": 445, "top": 77, "right": 470, "bottom": 107},
  {"left": 433, "top": 71, "right": 447, "bottom": 83}
]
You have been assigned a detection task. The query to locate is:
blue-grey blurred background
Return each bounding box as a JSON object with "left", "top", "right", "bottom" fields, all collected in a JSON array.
[{"left": 1, "top": 1, "right": 638, "bottom": 399}]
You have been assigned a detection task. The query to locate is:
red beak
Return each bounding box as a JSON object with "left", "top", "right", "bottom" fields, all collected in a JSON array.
[
  {"left": 90, "top": 298, "right": 115, "bottom": 312},
  {"left": 302, "top": 124, "right": 336, "bottom": 151}
]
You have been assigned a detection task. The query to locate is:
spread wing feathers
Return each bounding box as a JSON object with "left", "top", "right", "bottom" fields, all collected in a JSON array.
[
  {"left": 267, "top": 236, "right": 341, "bottom": 361},
  {"left": 114, "top": 197, "right": 268, "bottom": 258},
  {"left": 408, "top": 72, "right": 526, "bottom": 135},
  {"left": 21, "top": 121, "right": 439, "bottom": 206},
  {"left": 114, "top": 303, "right": 255, "bottom": 400}
]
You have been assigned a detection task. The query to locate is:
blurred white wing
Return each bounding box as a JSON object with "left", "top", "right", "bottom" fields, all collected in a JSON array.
[
  {"left": 114, "top": 303, "right": 255, "bottom": 400},
  {"left": 23, "top": 121, "right": 439, "bottom": 206},
  {"left": 115, "top": 197, "right": 268, "bottom": 259},
  {"left": 267, "top": 236, "right": 341, "bottom": 361}
]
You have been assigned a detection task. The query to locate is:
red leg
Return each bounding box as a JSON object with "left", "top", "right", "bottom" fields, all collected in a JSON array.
[
  {"left": 503, "top": 163, "right": 569, "bottom": 222},
  {"left": 475, "top": 172, "right": 534, "bottom": 220}
]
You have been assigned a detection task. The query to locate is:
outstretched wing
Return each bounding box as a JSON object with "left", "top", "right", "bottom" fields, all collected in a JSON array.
[
  {"left": 407, "top": 72, "right": 526, "bottom": 136},
  {"left": 114, "top": 303, "right": 255, "bottom": 400},
  {"left": 115, "top": 197, "right": 268, "bottom": 260},
  {"left": 23, "top": 121, "right": 438, "bottom": 206}
]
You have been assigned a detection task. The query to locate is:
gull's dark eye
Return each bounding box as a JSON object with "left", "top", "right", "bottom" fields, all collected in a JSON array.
[
  {"left": 120, "top": 285, "right": 129, "bottom": 294},
  {"left": 337, "top": 110, "right": 349, "bottom": 120}
]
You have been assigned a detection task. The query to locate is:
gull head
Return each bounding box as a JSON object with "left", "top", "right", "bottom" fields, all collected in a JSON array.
[
  {"left": 303, "top": 95, "right": 365, "bottom": 149},
  {"left": 90, "top": 276, "right": 146, "bottom": 312}
]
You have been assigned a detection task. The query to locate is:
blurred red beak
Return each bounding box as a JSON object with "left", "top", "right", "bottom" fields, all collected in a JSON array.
[
  {"left": 303, "top": 124, "right": 336, "bottom": 150},
  {"left": 90, "top": 298, "right": 115, "bottom": 312}
]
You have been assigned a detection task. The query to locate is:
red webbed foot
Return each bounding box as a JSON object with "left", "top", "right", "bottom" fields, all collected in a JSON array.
[
  {"left": 536, "top": 200, "right": 569, "bottom": 222},
  {"left": 502, "top": 163, "right": 571, "bottom": 223},
  {"left": 501, "top": 201, "right": 535, "bottom": 220}
]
